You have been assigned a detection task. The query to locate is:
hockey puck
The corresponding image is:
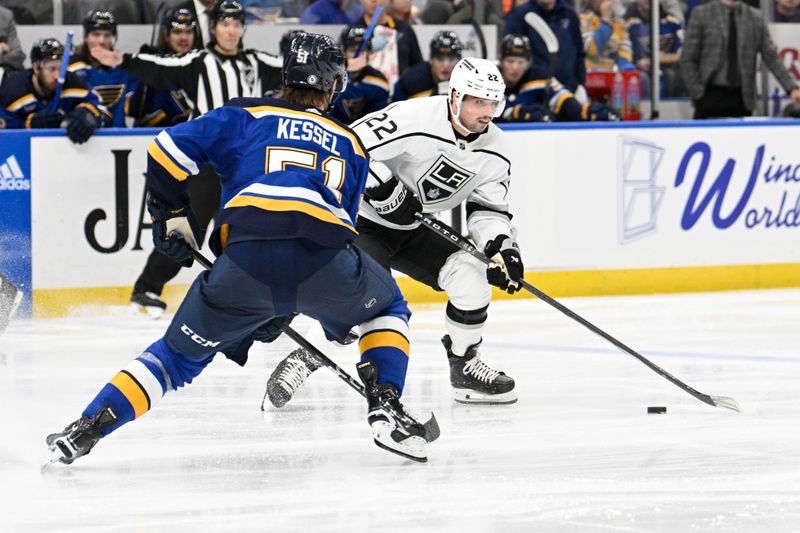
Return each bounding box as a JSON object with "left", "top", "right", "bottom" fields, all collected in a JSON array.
[{"left": 647, "top": 406, "right": 667, "bottom": 414}]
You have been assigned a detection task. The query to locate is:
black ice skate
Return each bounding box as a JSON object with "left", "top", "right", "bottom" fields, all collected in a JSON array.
[
  {"left": 356, "top": 361, "right": 428, "bottom": 463},
  {"left": 442, "top": 335, "right": 517, "bottom": 404},
  {"left": 264, "top": 348, "right": 323, "bottom": 408},
  {"left": 44, "top": 406, "right": 118, "bottom": 467},
  {"left": 130, "top": 291, "right": 167, "bottom": 319}
]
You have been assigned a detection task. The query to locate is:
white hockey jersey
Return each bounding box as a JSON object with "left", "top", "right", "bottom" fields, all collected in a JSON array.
[{"left": 352, "top": 95, "right": 515, "bottom": 250}]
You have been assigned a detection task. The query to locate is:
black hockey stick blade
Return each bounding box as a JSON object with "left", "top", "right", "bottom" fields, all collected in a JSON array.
[
  {"left": 414, "top": 213, "right": 742, "bottom": 413},
  {"left": 190, "top": 249, "right": 443, "bottom": 437}
]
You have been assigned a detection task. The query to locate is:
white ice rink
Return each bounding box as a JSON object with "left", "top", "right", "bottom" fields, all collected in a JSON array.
[{"left": 1, "top": 288, "right": 799, "bottom": 532}]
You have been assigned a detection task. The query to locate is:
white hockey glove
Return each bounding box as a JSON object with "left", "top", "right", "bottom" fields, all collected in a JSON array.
[
  {"left": 484, "top": 235, "right": 524, "bottom": 294},
  {"left": 365, "top": 177, "right": 422, "bottom": 227}
]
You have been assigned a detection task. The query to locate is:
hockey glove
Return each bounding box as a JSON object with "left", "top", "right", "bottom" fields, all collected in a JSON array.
[
  {"left": 365, "top": 177, "right": 422, "bottom": 226},
  {"left": 513, "top": 104, "right": 553, "bottom": 123},
  {"left": 484, "top": 234, "right": 524, "bottom": 294},
  {"left": 66, "top": 106, "right": 102, "bottom": 144},
  {"left": 27, "top": 110, "right": 65, "bottom": 129},
  {"left": 147, "top": 194, "right": 202, "bottom": 267},
  {"left": 254, "top": 314, "right": 297, "bottom": 344}
]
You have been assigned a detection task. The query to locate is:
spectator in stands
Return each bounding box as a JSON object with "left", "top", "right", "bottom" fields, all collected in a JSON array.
[
  {"left": 331, "top": 25, "right": 390, "bottom": 123},
  {"left": 774, "top": 0, "right": 800, "bottom": 22},
  {"left": 421, "top": 0, "right": 455, "bottom": 23},
  {"left": 388, "top": 0, "right": 422, "bottom": 24},
  {"left": 497, "top": 33, "right": 618, "bottom": 122},
  {"left": 300, "top": 0, "right": 363, "bottom": 24},
  {"left": 63, "top": 0, "right": 160, "bottom": 24},
  {"left": 355, "top": 0, "right": 423, "bottom": 75},
  {"left": 0, "top": 38, "right": 112, "bottom": 143},
  {"left": 392, "top": 30, "right": 462, "bottom": 101},
  {"left": 505, "top": 0, "right": 585, "bottom": 93},
  {"left": 581, "top": 0, "right": 635, "bottom": 71},
  {"left": 625, "top": 0, "right": 684, "bottom": 97},
  {"left": 69, "top": 11, "right": 140, "bottom": 127},
  {"left": 448, "top": 0, "right": 505, "bottom": 38},
  {"left": 90, "top": 0, "right": 282, "bottom": 317},
  {"left": 680, "top": 0, "right": 800, "bottom": 119},
  {"left": 0, "top": 5, "right": 24, "bottom": 72},
  {"left": 127, "top": 8, "right": 197, "bottom": 127},
  {"left": 173, "top": 0, "right": 217, "bottom": 48},
  {"left": 0, "top": 1, "right": 49, "bottom": 24}
]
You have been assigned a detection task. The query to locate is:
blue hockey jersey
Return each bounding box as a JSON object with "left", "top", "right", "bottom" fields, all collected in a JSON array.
[
  {"left": 0, "top": 69, "right": 111, "bottom": 129},
  {"left": 69, "top": 52, "right": 139, "bottom": 127},
  {"left": 331, "top": 66, "right": 389, "bottom": 124},
  {"left": 146, "top": 96, "right": 370, "bottom": 253}
]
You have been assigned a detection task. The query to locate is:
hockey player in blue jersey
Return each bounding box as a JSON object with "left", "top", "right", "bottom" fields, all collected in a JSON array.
[
  {"left": 392, "top": 30, "right": 463, "bottom": 102},
  {"left": 69, "top": 11, "right": 139, "bottom": 127},
  {"left": 0, "top": 38, "right": 112, "bottom": 143},
  {"left": 45, "top": 32, "right": 432, "bottom": 465},
  {"left": 330, "top": 26, "right": 389, "bottom": 124},
  {"left": 497, "top": 34, "right": 618, "bottom": 123},
  {"left": 127, "top": 8, "right": 197, "bottom": 127}
]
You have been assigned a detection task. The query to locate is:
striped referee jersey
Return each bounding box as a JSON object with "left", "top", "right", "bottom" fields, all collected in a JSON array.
[{"left": 119, "top": 44, "right": 282, "bottom": 118}]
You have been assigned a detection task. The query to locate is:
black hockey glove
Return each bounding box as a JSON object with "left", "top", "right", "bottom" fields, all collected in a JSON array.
[
  {"left": 27, "top": 110, "right": 65, "bottom": 129},
  {"left": 147, "top": 194, "right": 202, "bottom": 268},
  {"left": 365, "top": 177, "right": 422, "bottom": 226},
  {"left": 254, "top": 314, "right": 297, "bottom": 344},
  {"left": 66, "top": 106, "right": 101, "bottom": 144},
  {"left": 484, "top": 234, "right": 524, "bottom": 294}
]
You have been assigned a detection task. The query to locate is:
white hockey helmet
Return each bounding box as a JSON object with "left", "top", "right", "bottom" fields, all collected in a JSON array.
[{"left": 448, "top": 57, "right": 506, "bottom": 131}]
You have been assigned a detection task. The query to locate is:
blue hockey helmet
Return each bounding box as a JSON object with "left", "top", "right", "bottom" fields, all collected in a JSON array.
[
  {"left": 161, "top": 8, "right": 197, "bottom": 32},
  {"left": 429, "top": 31, "right": 463, "bottom": 60},
  {"left": 500, "top": 34, "right": 532, "bottom": 60},
  {"left": 83, "top": 11, "right": 117, "bottom": 37},
  {"left": 30, "top": 38, "right": 65, "bottom": 63},
  {"left": 340, "top": 26, "right": 371, "bottom": 53},
  {"left": 283, "top": 32, "right": 347, "bottom": 96}
]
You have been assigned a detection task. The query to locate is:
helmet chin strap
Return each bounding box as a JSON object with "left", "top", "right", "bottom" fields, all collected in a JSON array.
[{"left": 449, "top": 92, "right": 480, "bottom": 135}]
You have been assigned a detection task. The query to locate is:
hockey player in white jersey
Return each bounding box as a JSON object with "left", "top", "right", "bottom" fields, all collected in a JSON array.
[{"left": 267, "top": 57, "right": 524, "bottom": 406}]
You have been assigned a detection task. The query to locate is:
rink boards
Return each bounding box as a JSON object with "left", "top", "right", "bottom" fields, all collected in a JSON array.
[{"left": 1, "top": 120, "right": 799, "bottom": 317}]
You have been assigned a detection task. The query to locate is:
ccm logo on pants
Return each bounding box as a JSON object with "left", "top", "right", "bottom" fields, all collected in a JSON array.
[{"left": 180, "top": 324, "right": 221, "bottom": 348}]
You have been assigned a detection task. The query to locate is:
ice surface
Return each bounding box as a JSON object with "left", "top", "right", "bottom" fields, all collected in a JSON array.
[{"left": 1, "top": 289, "right": 799, "bottom": 532}]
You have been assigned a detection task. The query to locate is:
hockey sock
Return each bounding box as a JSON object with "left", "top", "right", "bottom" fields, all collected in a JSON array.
[
  {"left": 82, "top": 338, "right": 214, "bottom": 436},
  {"left": 445, "top": 302, "right": 488, "bottom": 356},
  {"left": 358, "top": 316, "right": 410, "bottom": 395}
]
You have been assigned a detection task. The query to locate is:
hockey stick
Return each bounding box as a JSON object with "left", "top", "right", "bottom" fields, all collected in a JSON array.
[
  {"left": 355, "top": 5, "right": 384, "bottom": 58},
  {"left": 51, "top": 31, "right": 73, "bottom": 113},
  {"left": 468, "top": 18, "right": 488, "bottom": 60},
  {"left": 190, "top": 249, "right": 441, "bottom": 441},
  {"left": 524, "top": 12, "right": 558, "bottom": 99},
  {"left": 414, "top": 213, "right": 741, "bottom": 413}
]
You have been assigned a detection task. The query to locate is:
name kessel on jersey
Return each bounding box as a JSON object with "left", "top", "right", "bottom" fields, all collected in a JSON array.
[
  {"left": 277, "top": 117, "right": 341, "bottom": 156},
  {"left": 417, "top": 154, "right": 475, "bottom": 203}
]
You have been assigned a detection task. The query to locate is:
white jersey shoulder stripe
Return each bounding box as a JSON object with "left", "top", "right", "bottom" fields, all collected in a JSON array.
[{"left": 156, "top": 130, "right": 201, "bottom": 176}]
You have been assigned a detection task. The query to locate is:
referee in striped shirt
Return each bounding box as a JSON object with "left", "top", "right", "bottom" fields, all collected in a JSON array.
[
  {"left": 90, "top": 0, "right": 281, "bottom": 118},
  {"left": 91, "top": 0, "right": 284, "bottom": 316}
]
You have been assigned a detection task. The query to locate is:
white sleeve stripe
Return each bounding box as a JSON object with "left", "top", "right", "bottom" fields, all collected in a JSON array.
[
  {"left": 156, "top": 130, "right": 200, "bottom": 175},
  {"left": 254, "top": 51, "right": 282, "bottom": 68},
  {"left": 135, "top": 50, "right": 201, "bottom": 67}
]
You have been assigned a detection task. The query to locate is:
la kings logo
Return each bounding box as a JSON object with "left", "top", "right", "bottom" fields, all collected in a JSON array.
[{"left": 417, "top": 155, "right": 475, "bottom": 204}]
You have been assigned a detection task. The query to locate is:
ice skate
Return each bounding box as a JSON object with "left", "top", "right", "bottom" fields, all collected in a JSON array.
[
  {"left": 442, "top": 335, "right": 517, "bottom": 404},
  {"left": 44, "top": 407, "right": 117, "bottom": 466},
  {"left": 130, "top": 291, "right": 167, "bottom": 319},
  {"left": 265, "top": 348, "right": 322, "bottom": 408},
  {"left": 356, "top": 361, "right": 428, "bottom": 463}
]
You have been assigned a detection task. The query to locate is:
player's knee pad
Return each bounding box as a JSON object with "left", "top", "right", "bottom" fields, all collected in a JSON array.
[{"left": 438, "top": 251, "right": 492, "bottom": 311}]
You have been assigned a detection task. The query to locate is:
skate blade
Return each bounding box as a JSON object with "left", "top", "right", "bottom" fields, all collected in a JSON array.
[
  {"left": 453, "top": 388, "right": 518, "bottom": 405},
  {"left": 41, "top": 448, "right": 65, "bottom": 471},
  {"left": 131, "top": 303, "right": 164, "bottom": 319},
  {"left": 373, "top": 438, "right": 427, "bottom": 463}
]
